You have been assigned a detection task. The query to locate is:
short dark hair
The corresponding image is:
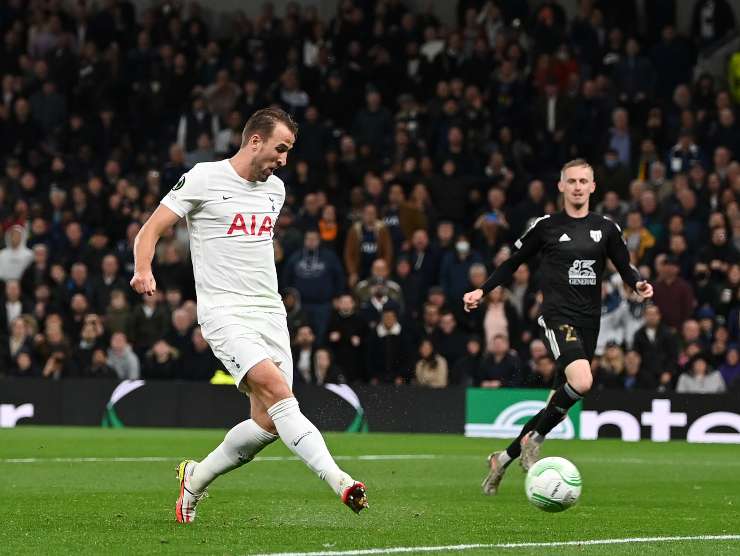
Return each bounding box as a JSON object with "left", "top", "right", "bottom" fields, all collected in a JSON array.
[{"left": 241, "top": 108, "right": 298, "bottom": 147}]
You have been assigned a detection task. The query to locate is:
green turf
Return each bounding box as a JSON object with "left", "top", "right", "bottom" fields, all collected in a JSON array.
[{"left": 2, "top": 427, "right": 739, "bottom": 555}]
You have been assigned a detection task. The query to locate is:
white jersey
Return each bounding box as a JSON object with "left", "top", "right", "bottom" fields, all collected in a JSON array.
[{"left": 160, "top": 160, "right": 286, "bottom": 324}]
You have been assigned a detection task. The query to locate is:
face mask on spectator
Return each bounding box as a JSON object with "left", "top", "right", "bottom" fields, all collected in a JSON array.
[{"left": 456, "top": 241, "right": 470, "bottom": 254}]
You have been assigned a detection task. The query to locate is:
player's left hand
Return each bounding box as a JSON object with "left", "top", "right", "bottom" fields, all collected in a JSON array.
[{"left": 635, "top": 280, "right": 653, "bottom": 299}]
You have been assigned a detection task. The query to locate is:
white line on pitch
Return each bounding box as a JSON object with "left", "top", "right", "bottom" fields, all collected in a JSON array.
[
  {"left": 250, "top": 534, "right": 740, "bottom": 556},
  {"left": 0, "top": 454, "right": 439, "bottom": 464},
  {"left": 1, "top": 454, "right": 738, "bottom": 466}
]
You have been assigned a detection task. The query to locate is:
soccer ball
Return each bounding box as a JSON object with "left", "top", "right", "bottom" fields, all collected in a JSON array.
[{"left": 524, "top": 456, "right": 582, "bottom": 512}]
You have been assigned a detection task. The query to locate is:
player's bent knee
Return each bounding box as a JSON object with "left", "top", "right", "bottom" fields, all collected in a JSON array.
[
  {"left": 245, "top": 358, "right": 293, "bottom": 407},
  {"left": 564, "top": 359, "right": 593, "bottom": 395}
]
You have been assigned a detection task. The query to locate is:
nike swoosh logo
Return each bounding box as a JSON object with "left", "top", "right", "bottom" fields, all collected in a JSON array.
[
  {"left": 292, "top": 431, "right": 312, "bottom": 447},
  {"left": 223, "top": 195, "right": 232, "bottom": 200}
]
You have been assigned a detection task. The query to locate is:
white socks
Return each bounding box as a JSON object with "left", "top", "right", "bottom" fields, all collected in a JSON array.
[
  {"left": 496, "top": 451, "right": 513, "bottom": 467},
  {"left": 189, "top": 419, "right": 277, "bottom": 493},
  {"left": 267, "top": 397, "right": 351, "bottom": 496},
  {"left": 189, "top": 398, "right": 353, "bottom": 498}
]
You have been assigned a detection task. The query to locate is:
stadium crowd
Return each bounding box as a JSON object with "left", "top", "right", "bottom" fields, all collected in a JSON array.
[{"left": 1, "top": 0, "right": 740, "bottom": 393}]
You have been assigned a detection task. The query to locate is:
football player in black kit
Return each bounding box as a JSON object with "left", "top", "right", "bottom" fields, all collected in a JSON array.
[{"left": 463, "top": 159, "right": 654, "bottom": 495}]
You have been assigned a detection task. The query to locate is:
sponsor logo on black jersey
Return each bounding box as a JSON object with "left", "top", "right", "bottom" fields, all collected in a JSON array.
[{"left": 568, "top": 259, "right": 596, "bottom": 285}]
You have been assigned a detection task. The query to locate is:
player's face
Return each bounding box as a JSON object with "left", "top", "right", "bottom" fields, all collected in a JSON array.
[
  {"left": 558, "top": 166, "right": 595, "bottom": 210},
  {"left": 251, "top": 122, "right": 295, "bottom": 181}
]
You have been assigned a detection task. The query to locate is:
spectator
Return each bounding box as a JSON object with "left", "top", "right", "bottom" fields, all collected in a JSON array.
[
  {"left": 165, "top": 308, "right": 194, "bottom": 356},
  {"left": 595, "top": 149, "right": 631, "bottom": 203},
  {"left": 719, "top": 345, "right": 740, "bottom": 387},
  {"left": 74, "top": 319, "right": 109, "bottom": 377},
  {"left": 676, "top": 353, "right": 727, "bottom": 393},
  {"left": 622, "top": 349, "right": 647, "bottom": 390},
  {"left": 528, "top": 355, "right": 557, "bottom": 389},
  {"left": 650, "top": 25, "right": 693, "bottom": 101},
  {"left": 292, "top": 324, "right": 316, "bottom": 384},
  {"left": 505, "top": 263, "right": 535, "bottom": 326},
  {"left": 440, "top": 234, "right": 483, "bottom": 303},
  {"left": 129, "top": 293, "right": 170, "bottom": 356},
  {"left": 605, "top": 108, "right": 637, "bottom": 169},
  {"left": 404, "top": 229, "right": 440, "bottom": 312},
  {"left": 40, "top": 322, "right": 70, "bottom": 379},
  {"left": 313, "top": 348, "right": 345, "bottom": 386},
  {"left": 633, "top": 304, "right": 679, "bottom": 389},
  {"left": 143, "top": 340, "right": 181, "bottom": 380},
  {"left": 482, "top": 287, "right": 521, "bottom": 352},
  {"left": 327, "top": 294, "right": 366, "bottom": 383},
  {"left": 2, "top": 280, "right": 31, "bottom": 335},
  {"left": 204, "top": 69, "right": 241, "bottom": 121},
  {"left": 622, "top": 287, "right": 647, "bottom": 350},
  {"left": 414, "top": 338, "right": 448, "bottom": 388},
  {"left": 354, "top": 258, "right": 404, "bottom": 310},
  {"left": 623, "top": 210, "right": 656, "bottom": 264},
  {"left": 0, "top": 225, "right": 33, "bottom": 282},
  {"left": 476, "top": 334, "right": 523, "bottom": 388},
  {"left": 107, "top": 331, "right": 140, "bottom": 380},
  {"left": 282, "top": 229, "right": 345, "bottom": 341},
  {"left": 352, "top": 88, "right": 393, "bottom": 159},
  {"left": 317, "top": 204, "right": 342, "bottom": 252},
  {"left": 344, "top": 204, "right": 394, "bottom": 288},
  {"left": 699, "top": 227, "right": 739, "bottom": 277},
  {"left": 91, "top": 254, "right": 129, "bottom": 313},
  {"left": 691, "top": 0, "right": 736, "bottom": 48},
  {"left": 451, "top": 335, "right": 482, "bottom": 386},
  {"left": 509, "top": 180, "right": 546, "bottom": 239},
  {"left": 595, "top": 342, "right": 626, "bottom": 389},
  {"left": 598, "top": 274, "right": 628, "bottom": 353},
  {"left": 436, "top": 310, "right": 467, "bottom": 371},
  {"left": 4, "top": 316, "right": 33, "bottom": 371},
  {"left": 667, "top": 131, "right": 702, "bottom": 177},
  {"left": 20, "top": 244, "right": 50, "bottom": 295},
  {"left": 282, "top": 288, "right": 308, "bottom": 339},
  {"left": 532, "top": 80, "right": 572, "bottom": 169},
  {"left": 182, "top": 327, "right": 220, "bottom": 381},
  {"left": 366, "top": 305, "right": 412, "bottom": 385},
  {"left": 9, "top": 349, "right": 42, "bottom": 378},
  {"left": 614, "top": 38, "right": 653, "bottom": 115},
  {"left": 652, "top": 256, "right": 696, "bottom": 329},
  {"left": 185, "top": 132, "right": 216, "bottom": 168},
  {"left": 176, "top": 94, "right": 219, "bottom": 154},
  {"left": 104, "top": 289, "right": 131, "bottom": 337},
  {"left": 87, "top": 348, "right": 117, "bottom": 378}
]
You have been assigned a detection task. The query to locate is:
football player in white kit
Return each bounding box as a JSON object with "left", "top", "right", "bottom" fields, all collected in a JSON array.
[{"left": 130, "top": 108, "right": 367, "bottom": 523}]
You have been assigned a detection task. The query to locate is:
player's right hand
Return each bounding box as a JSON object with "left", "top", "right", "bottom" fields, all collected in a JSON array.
[
  {"left": 130, "top": 270, "right": 157, "bottom": 296},
  {"left": 463, "top": 288, "right": 484, "bottom": 312}
]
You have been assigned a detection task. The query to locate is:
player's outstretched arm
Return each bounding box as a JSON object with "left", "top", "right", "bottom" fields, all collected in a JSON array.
[
  {"left": 463, "top": 216, "right": 547, "bottom": 312},
  {"left": 130, "top": 204, "right": 181, "bottom": 296}
]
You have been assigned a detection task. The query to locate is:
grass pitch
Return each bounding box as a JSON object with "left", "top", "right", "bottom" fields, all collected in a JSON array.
[{"left": 2, "top": 427, "right": 739, "bottom": 555}]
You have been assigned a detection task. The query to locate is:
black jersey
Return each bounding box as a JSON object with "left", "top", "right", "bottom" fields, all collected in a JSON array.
[{"left": 480, "top": 211, "right": 641, "bottom": 329}]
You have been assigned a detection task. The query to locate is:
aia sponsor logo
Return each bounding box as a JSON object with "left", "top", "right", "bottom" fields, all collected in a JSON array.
[{"left": 227, "top": 213, "right": 274, "bottom": 236}]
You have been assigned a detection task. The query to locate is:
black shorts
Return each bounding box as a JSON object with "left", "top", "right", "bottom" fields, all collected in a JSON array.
[{"left": 537, "top": 316, "right": 598, "bottom": 373}]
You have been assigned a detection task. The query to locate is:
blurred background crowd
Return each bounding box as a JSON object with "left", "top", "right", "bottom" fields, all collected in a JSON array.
[{"left": 1, "top": 0, "right": 740, "bottom": 394}]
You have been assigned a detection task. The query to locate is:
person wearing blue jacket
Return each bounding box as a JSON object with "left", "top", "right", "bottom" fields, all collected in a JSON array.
[{"left": 282, "top": 229, "right": 345, "bottom": 342}]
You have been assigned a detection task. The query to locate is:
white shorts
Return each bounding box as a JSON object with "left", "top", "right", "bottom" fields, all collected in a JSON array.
[{"left": 200, "top": 312, "right": 293, "bottom": 394}]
